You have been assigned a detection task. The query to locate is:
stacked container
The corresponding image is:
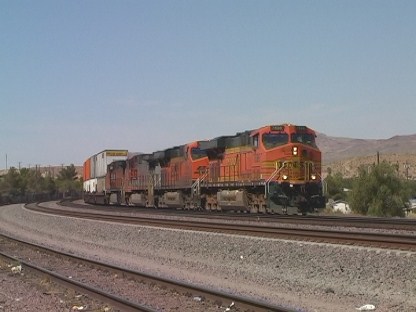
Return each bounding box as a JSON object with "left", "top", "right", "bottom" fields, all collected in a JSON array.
[{"left": 83, "top": 150, "right": 128, "bottom": 194}]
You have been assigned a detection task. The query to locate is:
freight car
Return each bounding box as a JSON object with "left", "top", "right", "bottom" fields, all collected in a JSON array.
[
  {"left": 83, "top": 150, "right": 129, "bottom": 204},
  {"left": 83, "top": 124, "right": 325, "bottom": 214}
]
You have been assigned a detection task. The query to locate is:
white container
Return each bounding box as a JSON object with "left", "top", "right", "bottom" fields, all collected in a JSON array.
[
  {"left": 91, "top": 150, "right": 128, "bottom": 178},
  {"left": 83, "top": 178, "right": 97, "bottom": 193}
]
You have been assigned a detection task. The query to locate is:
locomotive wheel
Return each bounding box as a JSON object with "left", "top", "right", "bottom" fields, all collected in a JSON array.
[
  {"left": 250, "top": 205, "right": 258, "bottom": 214},
  {"left": 205, "top": 201, "right": 211, "bottom": 211},
  {"left": 259, "top": 204, "right": 267, "bottom": 214}
]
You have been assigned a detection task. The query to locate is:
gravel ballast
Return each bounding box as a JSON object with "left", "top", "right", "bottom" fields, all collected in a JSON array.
[
  {"left": 0, "top": 256, "right": 110, "bottom": 312},
  {"left": 0, "top": 203, "right": 415, "bottom": 312}
]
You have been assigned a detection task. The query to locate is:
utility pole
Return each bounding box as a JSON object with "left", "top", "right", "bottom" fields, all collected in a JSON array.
[
  {"left": 404, "top": 162, "right": 410, "bottom": 180},
  {"left": 5, "top": 153, "right": 7, "bottom": 170}
]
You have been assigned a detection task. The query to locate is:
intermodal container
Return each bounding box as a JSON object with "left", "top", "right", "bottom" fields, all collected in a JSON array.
[
  {"left": 83, "top": 158, "right": 91, "bottom": 181},
  {"left": 91, "top": 149, "right": 128, "bottom": 178}
]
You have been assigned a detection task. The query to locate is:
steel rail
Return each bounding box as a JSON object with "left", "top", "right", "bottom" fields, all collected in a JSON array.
[
  {"left": 0, "top": 233, "right": 295, "bottom": 312},
  {"left": 61, "top": 200, "right": 416, "bottom": 231},
  {"left": 26, "top": 203, "right": 416, "bottom": 251},
  {"left": 0, "top": 250, "right": 157, "bottom": 312}
]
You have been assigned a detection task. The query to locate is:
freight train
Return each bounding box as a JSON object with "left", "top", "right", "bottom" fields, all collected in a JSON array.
[{"left": 83, "top": 124, "right": 325, "bottom": 214}]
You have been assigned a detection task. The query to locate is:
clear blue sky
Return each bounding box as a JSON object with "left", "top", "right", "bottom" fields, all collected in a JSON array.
[{"left": 1, "top": 0, "right": 415, "bottom": 168}]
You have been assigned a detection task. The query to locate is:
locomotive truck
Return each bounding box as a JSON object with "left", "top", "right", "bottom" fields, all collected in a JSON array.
[{"left": 83, "top": 124, "right": 325, "bottom": 214}]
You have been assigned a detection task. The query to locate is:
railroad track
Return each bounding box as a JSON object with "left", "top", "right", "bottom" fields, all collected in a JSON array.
[
  {"left": 0, "top": 233, "right": 293, "bottom": 312},
  {"left": 61, "top": 200, "right": 416, "bottom": 231},
  {"left": 27, "top": 203, "right": 416, "bottom": 251}
]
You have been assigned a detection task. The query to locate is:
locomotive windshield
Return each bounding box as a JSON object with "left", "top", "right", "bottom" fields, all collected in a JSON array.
[
  {"left": 290, "top": 133, "right": 317, "bottom": 147},
  {"left": 191, "top": 147, "right": 207, "bottom": 160},
  {"left": 262, "top": 133, "right": 289, "bottom": 149}
]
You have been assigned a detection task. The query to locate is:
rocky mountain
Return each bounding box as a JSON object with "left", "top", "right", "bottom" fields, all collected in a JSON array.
[{"left": 316, "top": 133, "right": 416, "bottom": 179}]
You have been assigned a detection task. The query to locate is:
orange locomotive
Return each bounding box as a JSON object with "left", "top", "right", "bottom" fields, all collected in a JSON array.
[{"left": 83, "top": 124, "right": 325, "bottom": 214}]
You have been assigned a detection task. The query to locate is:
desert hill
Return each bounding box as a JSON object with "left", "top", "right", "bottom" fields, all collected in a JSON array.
[{"left": 316, "top": 133, "right": 416, "bottom": 179}]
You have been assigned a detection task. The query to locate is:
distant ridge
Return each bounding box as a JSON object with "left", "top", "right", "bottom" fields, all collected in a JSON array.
[
  {"left": 316, "top": 133, "right": 416, "bottom": 164},
  {"left": 316, "top": 133, "right": 416, "bottom": 179}
]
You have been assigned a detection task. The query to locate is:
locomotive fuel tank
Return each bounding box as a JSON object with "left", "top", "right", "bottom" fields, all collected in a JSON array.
[
  {"left": 128, "top": 193, "right": 147, "bottom": 206},
  {"left": 217, "top": 190, "right": 249, "bottom": 211},
  {"left": 109, "top": 193, "right": 120, "bottom": 205},
  {"left": 160, "top": 191, "right": 184, "bottom": 208}
]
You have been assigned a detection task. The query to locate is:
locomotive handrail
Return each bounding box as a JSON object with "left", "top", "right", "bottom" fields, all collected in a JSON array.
[
  {"left": 191, "top": 170, "right": 208, "bottom": 198},
  {"left": 304, "top": 160, "right": 313, "bottom": 181},
  {"left": 313, "top": 171, "right": 327, "bottom": 195},
  {"left": 303, "top": 161, "right": 326, "bottom": 196},
  {"left": 265, "top": 161, "right": 289, "bottom": 197}
]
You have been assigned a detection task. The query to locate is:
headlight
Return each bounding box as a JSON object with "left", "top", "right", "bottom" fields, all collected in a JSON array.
[{"left": 292, "top": 146, "right": 298, "bottom": 156}]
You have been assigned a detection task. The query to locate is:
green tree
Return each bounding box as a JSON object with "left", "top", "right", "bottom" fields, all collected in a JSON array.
[
  {"left": 19, "top": 168, "right": 38, "bottom": 194},
  {"left": 325, "top": 171, "right": 349, "bottom": 201},
  {"left": 1, "top": 165, "right": 83, "bottom": 203},
  {"left": 403, "top": 180, "right": 416, "bottom": 198},
  {"left": 42, "top": 175, "right": 56, "bottom": 195},
  {"left": 57, "top": 164, "right": 78, "bottom": 180},
  {"left": 349, "top": 162, "right": 408, "bottom": 217},
  {"left": 1, "top": 167, "right": 22, "bottom": 200},
  {"left": 56, "top": 164, "right": 81, "bottom": 197}
]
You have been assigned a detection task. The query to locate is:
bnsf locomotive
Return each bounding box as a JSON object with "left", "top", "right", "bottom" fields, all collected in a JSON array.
[{"left": 83, "top": 124, "right": 325, "bottom": 214}]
